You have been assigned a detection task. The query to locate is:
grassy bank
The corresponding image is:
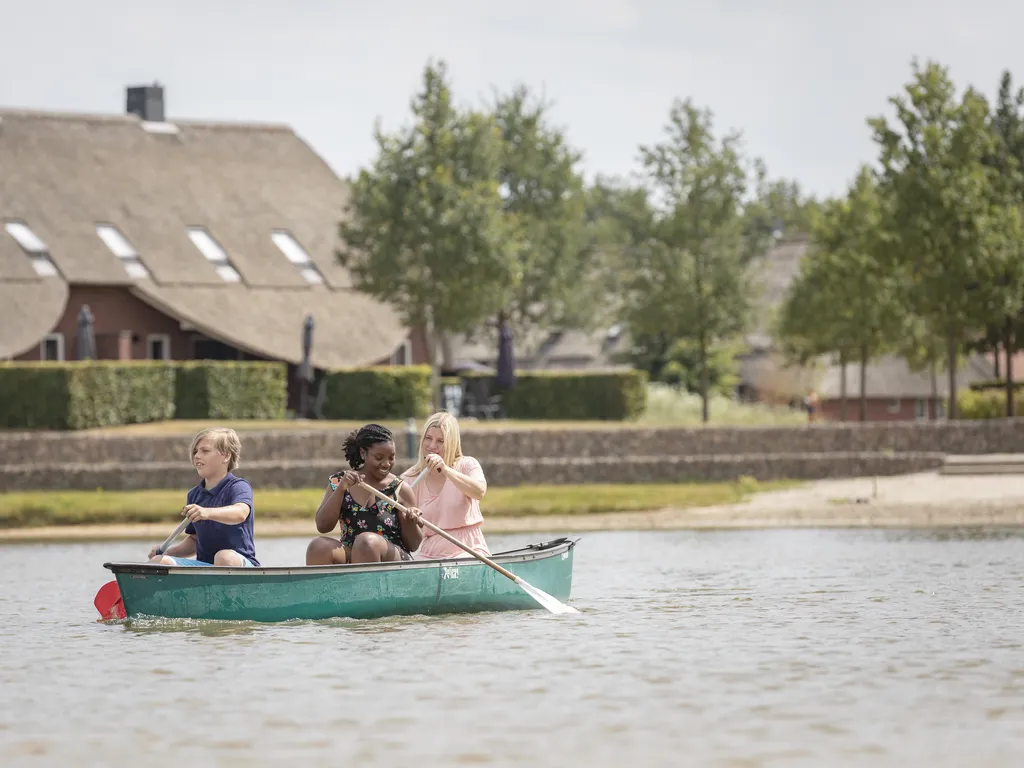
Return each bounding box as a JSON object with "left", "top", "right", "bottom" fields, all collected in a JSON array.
[{"left": 0, "top": 480, "right": 797, "bottom": 529}]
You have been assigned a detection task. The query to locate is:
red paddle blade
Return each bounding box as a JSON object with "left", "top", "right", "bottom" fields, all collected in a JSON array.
[{"left": 94, "top": 580, "right": 126, "bottom": 621}]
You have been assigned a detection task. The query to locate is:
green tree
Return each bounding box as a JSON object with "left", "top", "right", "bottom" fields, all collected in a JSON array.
[
  {"left": 869, "top": 59, "right": 1017, "bottom": 419},
  {"left": 775, "top": 229, "right": 853, "bottom": 419},
  {"left": 743, "top": 163, "right": 821, "bottom": 256},
  {"left": 624, "top": 98, "right": 756, "bottom": 422},
  {"left": 490, "top": 87, "right": 589, "bottom": 338},
  {"left": 337, "top": 61, "right": 519, "bottom": 410},
  {"left": 813, "top": 167, "right": 902, "bottom": 421},
  {"left": 983, "top": 69, "right": 1024, "bottom": 415}
]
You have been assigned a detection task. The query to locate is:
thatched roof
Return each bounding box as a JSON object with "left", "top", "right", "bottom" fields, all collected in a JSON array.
[
  {"left": 816, "top": 354, "right": 995, "bottom": 398},
  {"left": 0, "top": 106, "right": 406, "bottom": 365}
]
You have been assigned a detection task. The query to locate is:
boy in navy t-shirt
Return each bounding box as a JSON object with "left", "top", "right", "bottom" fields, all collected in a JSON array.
[{"left": 148, "top": 427, "right": 260, "bottom": 567}]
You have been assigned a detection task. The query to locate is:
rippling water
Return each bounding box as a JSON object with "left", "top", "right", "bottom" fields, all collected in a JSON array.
[{"left": 2, "top": 527, "right": 1023, "bottom": 767}]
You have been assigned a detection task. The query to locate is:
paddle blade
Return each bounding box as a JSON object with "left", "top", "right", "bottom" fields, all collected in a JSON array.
[
  {"left": 94, "top": 580, "right": 126, "bottom": 621},
  {"left": 513, "top": 576, "right": 579, "bottom": 615}
]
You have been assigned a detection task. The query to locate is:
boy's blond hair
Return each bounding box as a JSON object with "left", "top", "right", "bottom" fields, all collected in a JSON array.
[{"left": 190, "top": 427, "right": 242, "bottom": 472}]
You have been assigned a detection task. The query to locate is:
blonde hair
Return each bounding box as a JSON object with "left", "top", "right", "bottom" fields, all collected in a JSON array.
[
  {"left": 189, "top": 427, "right": 242, "bottom": 472},
  {"left": 405, "top": 411, "right": 463, "bottom": 477}
]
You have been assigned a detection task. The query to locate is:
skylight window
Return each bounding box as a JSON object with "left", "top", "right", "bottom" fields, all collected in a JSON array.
[
  {"left": 186, "top": 228, "right": 242, "bottom": 283},
  {"left": 5, "top": 221, "right": 48, "bottom": 253},
  {"left": 187, "top": 228, "right": 229, "bottom": 265},
  {"left": 271, "top": 230, "right": 311, "bottom": 264},
  {"left": 96, "top": 224, "right": 137, "bottom": 259},
  {"left": 216, "top": 265, "right": 242, "bottom": 283},
  {"left": 300, "top": 267, "right": 324, "bottom": 285},
  {"left": 271, "top": 230, "right": 324, "bottom": 284},
  {"left": 4, "top": 221, "right": 59, "bottom": 277},
  {"left": 96, "top": 224, "right": 151, "bottom": 279}
]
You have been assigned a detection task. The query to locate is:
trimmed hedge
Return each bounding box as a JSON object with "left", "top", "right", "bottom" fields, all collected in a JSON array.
[
  {"left": 321, "top": 365, "right": 431, "bottom": 420},
  {"left": 968, "top": 379, "right": 1024, "bottom": 392},
  {"left": 175, "top": 362, "right": 287, "bottom": 420},
  {"left": 497, "top": 369, "right": 648, "bottom": 420},
  {"left": 958, "top": 389, "right": 1023, "bottom": 419},
  {"left": 0, "top": 362, "right": 175, "bottom": 430}
]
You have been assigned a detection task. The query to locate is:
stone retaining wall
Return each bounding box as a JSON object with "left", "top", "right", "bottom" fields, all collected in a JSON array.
[
  {"left": 0, "top": 452, "right": 944, "bottom": 491},
  {"left": 1, "top": 418, "right": 1021, "bottom": 467},
  {"left": 0, "top": 419, "right": 1014, "bottom": 491}
]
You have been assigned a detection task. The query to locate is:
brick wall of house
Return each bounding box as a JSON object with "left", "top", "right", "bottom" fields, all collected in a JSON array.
[
  {"left": 13, "top": 285, "right": 193, "bottom": 362},
  {"left": 819, "top": 397, "right": 944, "bottom": 422}
]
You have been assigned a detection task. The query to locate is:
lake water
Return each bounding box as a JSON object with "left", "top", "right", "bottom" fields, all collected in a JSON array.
[{"left": 1, "top": 527, "right": 1023, "bottom": 767}]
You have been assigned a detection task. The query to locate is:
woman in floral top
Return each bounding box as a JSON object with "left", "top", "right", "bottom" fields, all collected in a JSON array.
[{"left": 305, "top": 424, "right": 424, "bottom": 565}]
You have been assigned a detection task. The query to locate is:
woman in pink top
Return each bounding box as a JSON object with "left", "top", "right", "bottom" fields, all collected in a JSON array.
[{"left": 401, "top": 411, "right": 490, "bottom": 559}]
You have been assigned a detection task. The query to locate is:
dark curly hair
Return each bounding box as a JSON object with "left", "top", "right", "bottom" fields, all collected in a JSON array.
[{"left": 343, "top": 423, "right": 395, "bottom": 469}]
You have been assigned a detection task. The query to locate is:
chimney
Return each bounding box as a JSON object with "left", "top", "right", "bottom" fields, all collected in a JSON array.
[{"left": 126, "top": 83, "right": 165, "bottom": 122}]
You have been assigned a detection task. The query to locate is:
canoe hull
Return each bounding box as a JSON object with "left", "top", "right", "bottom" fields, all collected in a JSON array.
[{"left": 103, "top": 537, "right": 578, "bottom": 622}]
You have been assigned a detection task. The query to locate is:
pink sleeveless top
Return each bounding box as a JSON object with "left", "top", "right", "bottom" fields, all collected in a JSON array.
[{"left": 405, "top": 456, "right": 486, "bottom": 533}]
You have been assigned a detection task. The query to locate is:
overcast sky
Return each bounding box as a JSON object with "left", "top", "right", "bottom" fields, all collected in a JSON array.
[{"left": 1, "top": 0, "right": 1021, "bottom": 200}]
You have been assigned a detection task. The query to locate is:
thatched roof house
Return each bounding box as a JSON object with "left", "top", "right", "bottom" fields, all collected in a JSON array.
[{"left": 0, "top": 85, "right": 418, "bottom": 372}]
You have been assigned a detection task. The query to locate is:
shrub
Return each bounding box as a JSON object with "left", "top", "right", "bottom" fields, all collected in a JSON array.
[
  {"left": 491, "top": 369, "right": 648, "bottom": 420},
  {"left": 321, "top": 365, "right": 431, "bottom": 419},
  {"left": 968, "top": 379, "right": 1024, "bottom": 392},
  {"left": 174, "top": 361, "right": 287, "bottom": 420},
  {"left": 958, "top": 388, "right": 1022, "bottom": 419},
  {"left": 0, "top": 361, "right": 175, "bottom": 429}
]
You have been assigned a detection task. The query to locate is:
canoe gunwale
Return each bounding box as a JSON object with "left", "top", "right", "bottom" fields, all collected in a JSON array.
[{"left": 103, "top": 536, "right": 579, "bottom": 578}]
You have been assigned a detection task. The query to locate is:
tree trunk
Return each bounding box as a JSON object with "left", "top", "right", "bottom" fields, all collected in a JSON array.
[
  {"left": 699, "top": 330, "right": 709, "bottom": 424},
  {"left": 425, "top": 309, "right": 441, "bottom": 414},
  {"left": 1005, "top": 317, "right": 1016, "bottom": 418},
  {"left": 994, "top": 343, "right": 1001, "bottom": 380},
  {"left": 439, "top": 333, "right": 454, "bottom": 372},
  {"left": 859, "top": 344, "right": 868, "bottom": 422},
  {"left": 839, "top": 352, "right": 848, "bottom": 422},
  {"left": 929, "top": 356, "right": 938, "bottom": 420},
  {"left": 946, "top": 330, "right": 958, "bottom": 421}
]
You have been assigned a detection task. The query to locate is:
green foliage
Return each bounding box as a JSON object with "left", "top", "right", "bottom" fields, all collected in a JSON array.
[
  {"left": 623, "top": 98, "right": 756, "bottom": 423},
  {"left": 968, "top": 379, "right": 1024, "bottom": 392},
  {"left": 958, "top": 388, "right": 1023, "bottom": 419},
  {"left": 492, "top": 370, "right": 648, "bottom": 420},
  {"left": 336, "top": 61, "right": 521, "bottom": 408},
  {"left": 777, "top": 167, "right": 902, "bottom": 420},
  {"left": 174, "top": 362, "right": 287, "bottom": 420},
  {"left": 0, "top": 362, "right": 175, "bottom": 429},
  {"left": 321, "top": 366, "right": 432, "bottom": 420},
  {"left": 491, "top": 86, "right": 590, "bottom": 332},
  {"left": 869, "top": 59, "right": 1023, "bottom": 418},
  {"left": 742, "top": 163, "right": 821, "bottom": 257}
]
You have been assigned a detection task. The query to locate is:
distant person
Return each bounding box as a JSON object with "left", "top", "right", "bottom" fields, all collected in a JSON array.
[
  {"left": 305, "top": 424, "right": 424, "bottom": 565},
  {"left": 148, "top": 427, "right": 260, "bottom": 567},
  {"left": 805, "top": 390, "right": 820, "bottom": 423},
  {"left": 402, "top": 411, "right": 491, "bottom": 559}
]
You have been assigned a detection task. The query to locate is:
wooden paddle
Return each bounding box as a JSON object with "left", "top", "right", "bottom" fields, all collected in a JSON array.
[
  {"left": 358, "top": 481, "right": 579, "bottom": 615},
  {"left": 93, "top": 517, "right": 192, "bottom": 621}
]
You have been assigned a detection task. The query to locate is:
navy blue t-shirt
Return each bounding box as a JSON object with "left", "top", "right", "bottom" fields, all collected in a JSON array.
[{"left": 183, "top": 473, "right": 259, "bottom": 566}]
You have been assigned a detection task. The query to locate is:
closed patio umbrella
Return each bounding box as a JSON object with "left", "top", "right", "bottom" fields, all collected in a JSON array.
[{"left": 76, "top": 305, "right": 97, "bottom": 360}]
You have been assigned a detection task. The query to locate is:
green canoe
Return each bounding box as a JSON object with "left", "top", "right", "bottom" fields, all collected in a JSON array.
[{"left": 102, "top": 537, "right": 579, "bottom": 622}]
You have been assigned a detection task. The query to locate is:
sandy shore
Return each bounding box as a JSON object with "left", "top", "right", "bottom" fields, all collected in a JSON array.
[{"left": 2, "top": 471, "right": 1023, "bottom": 543}]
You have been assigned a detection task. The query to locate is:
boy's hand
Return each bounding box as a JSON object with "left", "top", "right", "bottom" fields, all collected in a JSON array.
[
  {"left": 148, "top": 545, "right": 160, "bottom": 559},
  {"left": 182, "top": 504, "right": 210, "bottom": 523}
]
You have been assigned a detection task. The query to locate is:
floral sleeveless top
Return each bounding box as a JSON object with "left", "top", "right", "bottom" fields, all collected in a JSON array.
[{"left": 339, "top": 478, "right": 405, "bottom": 550}]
